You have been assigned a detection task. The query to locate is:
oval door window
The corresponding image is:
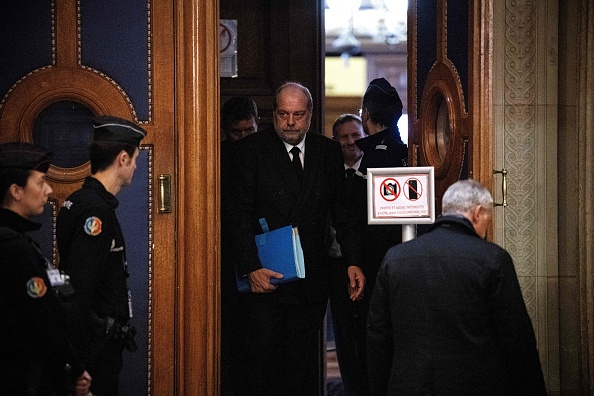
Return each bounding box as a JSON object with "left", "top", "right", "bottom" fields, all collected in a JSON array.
[
  {"left": 33, "top": 100, "right": 94, "bottom": 168},
  {"left": 433, "top": 96, "right": 450, "bottom": 162}
]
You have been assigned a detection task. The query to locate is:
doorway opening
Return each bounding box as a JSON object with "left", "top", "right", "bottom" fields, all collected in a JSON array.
[{"left": 323, "top": 0, "right": 407, "bottom": 394}]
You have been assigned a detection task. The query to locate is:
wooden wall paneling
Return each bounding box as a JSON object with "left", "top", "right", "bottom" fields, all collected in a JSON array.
[
  {"left": 471, "top": 0, "right": 493, "bottom": 190},
  {"left": 324, "top": 96, "right": 362, "bottom": 137}
]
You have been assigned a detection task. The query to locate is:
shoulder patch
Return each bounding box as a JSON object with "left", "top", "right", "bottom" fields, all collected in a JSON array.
[
  {"left": 84, "top": 216, "right": 103, "bottom": 236},
  {"left": 27, "top": 277, "right": 47, "bottom": 298}
]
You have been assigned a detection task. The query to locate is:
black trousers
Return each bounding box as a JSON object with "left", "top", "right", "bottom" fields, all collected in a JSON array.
[
  {"left": 88, "top": 339, "right": 123, "bottom": 396},
  {"left": 328, "top": 257, "right": 370, "bottom": 396},
  {"left": 243, "top": 292, "right": 328, "bottom": 396}
]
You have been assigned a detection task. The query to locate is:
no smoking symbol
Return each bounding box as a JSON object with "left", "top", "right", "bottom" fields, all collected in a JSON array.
[
  {"left": 404, "top": 178, "right": 422, "bottom": 201},
  {"left": 220, "top": 23, "right": 232, "bottom": 53},
  {"left": 380, "top": 178, "right": 400, "bottom": 201}
]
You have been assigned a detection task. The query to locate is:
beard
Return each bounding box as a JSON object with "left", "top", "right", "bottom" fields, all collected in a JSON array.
[
  {"left": 273, "top": 118, "right": 310, "bottom": 145},
  {"left": 275, "top": 128, "right": 307, "bottom": 145}
]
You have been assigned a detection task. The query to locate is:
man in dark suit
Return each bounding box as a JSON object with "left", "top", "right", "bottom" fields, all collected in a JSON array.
[
  {"left": 327, "top": 114, "right": 370, "bottom": 396},
  {"left": 220, "top": 96, "right": 258, "bottom": 396},
  {"left": 367, "top": 179, "right": 547, "bottom": 395},
  {"left": 328, "top": 78, "right": 408, "bottom": 395},
  {"left": 231, "top": 82, "right": 365, "bottom": 396}
]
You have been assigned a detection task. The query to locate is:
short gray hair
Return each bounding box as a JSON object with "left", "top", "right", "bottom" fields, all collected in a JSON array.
[{"left": 442, "top": 179, "right": 493, "bottom": 215}]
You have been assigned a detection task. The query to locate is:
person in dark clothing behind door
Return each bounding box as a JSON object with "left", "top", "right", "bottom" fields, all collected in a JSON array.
[
  {"left": 356, "top": 78, "right": 408, "bottom": 295},
  {"left": 367, "top": 179, "right": 547, "bottom": 395},
  {"left": 357, "top": 77, "right": 408, "bottom": 173},
  {"left": 332, "top": 78, "right": 408, "bottom": 395},
  {"left": 220, "top": 96, "right": 259, "bottom": 395},
  {"left": 57, "top": 116, "right": 147, "bottom": 395},
  {"left": 0, "top": 142, "right": 91, "bottom": 395},
  {"left": 327, "top": 113, "right": 369, "bottom": 396}
]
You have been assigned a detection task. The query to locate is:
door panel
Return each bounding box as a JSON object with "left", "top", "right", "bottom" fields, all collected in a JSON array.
[
  {"left": 118, "top": 148, "right": 152, "bottom": 395},
  {"left": 0, "top": 1, "right": 176, "bottom": 394},
  {"left": 409, "top": 0, "right": 492, "bottom": 211}
]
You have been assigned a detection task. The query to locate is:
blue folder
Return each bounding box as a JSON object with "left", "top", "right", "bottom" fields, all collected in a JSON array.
[{"left": 236, "top": 224, "right": 305, "bottom": 293}]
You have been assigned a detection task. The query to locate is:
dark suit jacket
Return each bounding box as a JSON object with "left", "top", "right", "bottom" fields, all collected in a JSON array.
[
  {"left": 367, "top": 215, "right": 547, "bottom": 395},
  {"left": 354, "top": 126, "right": 409, "bottom": 288},
  {"left": 231, "top": 128, "right": 361, "bottom": 303}
]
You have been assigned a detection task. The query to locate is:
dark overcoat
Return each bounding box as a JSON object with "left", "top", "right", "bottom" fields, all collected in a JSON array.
[{"left": 367, "top": 215, "right": 547, "bottom": 395}]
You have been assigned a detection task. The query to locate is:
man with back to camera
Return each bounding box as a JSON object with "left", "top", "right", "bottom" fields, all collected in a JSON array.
[
  {"left": 56, "top": 116, "right": 147, "bottom": 395},
  {"left": 367, "top": 179, "right": 547, "bottom": 395},
  {"left": 0, "top": 142, "right": 91, "bottom": 395},
  {"left": 220, "top": 96, "right": 259, "bottom": 395},
  {"left": 357, "top": 77, "right": 408, "bottom": 173},
  {"left": 231, "top": 82, "right": 366, "bottom": 395},
  {"left": 327, "top": 113, "right": 370, "bottom": 396}
]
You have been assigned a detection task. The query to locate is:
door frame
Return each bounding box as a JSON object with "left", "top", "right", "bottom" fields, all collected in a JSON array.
[{"left": 174, "top": 0, "right": 221, "bottom": 394}]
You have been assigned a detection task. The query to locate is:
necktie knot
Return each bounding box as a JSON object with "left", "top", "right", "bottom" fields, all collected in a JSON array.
[
  {"left": 290, "top": 147, "right": 303, "bottom": 180},
  {"left": 345, "top": 168, "right": 356, "bottom": 179}
]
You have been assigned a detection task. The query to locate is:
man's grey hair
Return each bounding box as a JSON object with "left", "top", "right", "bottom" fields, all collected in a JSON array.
[{"left": 442, "top": 179, "right": 493, "bottom": 215}]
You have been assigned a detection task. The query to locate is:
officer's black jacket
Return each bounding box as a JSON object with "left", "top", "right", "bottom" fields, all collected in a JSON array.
[
  {"left": 353, "top": 126, "right": 408, "bottom": 288},
  {"left": 56, "top": 176, "right": 130, "bottom": 364},
  {"left": 0, "top": 207, "right": 84, "bottom": 393}
]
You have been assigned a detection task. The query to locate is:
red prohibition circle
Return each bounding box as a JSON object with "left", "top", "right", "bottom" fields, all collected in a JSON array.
[
  {"left": 220, "top": 23, "right": 232, "bottom": 53},
  {"left": 404, "top": 177, "right": 423, "bottom": 201},
  {"left": 380, "top": 178, "right": 400, "bottom": 201}
]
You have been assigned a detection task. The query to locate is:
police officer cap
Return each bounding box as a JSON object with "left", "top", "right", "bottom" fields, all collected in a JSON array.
[
  {"left": 364, "top": 77, "right": 403, "bottom": 107},
  {"left": 92, "top": 115, "right": 147, "bottom": 146},
  {"left": 0, "top": 142, "right": 52, "bottom": 173}
]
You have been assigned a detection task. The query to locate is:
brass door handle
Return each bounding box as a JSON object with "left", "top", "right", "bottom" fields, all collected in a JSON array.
[
  {"left": 493, "top": 168, "right": 507, "bottom": 207},
  {"left": 158, "top": 174, "right": 172, "bottom": 213}
]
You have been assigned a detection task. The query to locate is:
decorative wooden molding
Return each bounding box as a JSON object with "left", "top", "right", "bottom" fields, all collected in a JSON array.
[
  {"left": 175, "top": 0, "right": 220, "bottom": 394},
  {"left": 419, "top": 60, "right": 466, "bottom": 180},
  {"left": 577, "top": 0, "right": 594, "bottom": 390}
]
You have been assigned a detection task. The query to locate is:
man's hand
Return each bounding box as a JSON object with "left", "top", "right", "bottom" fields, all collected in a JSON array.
[
  {"left": 248, "top": 268, "right": 283, "bottom": 293},
  {"left": 71, "top": 370, "right": 91, "bottom": 396},
  {"left": 347, "top": 265, "right": 366, "bottom": 301}
]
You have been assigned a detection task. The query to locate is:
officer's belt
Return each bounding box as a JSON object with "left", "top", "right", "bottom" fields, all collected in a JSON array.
[{"left": 90, "top": 311, "right": 124, "bottom": 334}]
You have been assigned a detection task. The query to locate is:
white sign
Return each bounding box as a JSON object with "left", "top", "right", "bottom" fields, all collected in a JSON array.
[
  {"left": 220, "top": 19, "right": 238, "bottom": 78},
  {"left": 367, "top": 166, "right": 435, "bottom": 224}
]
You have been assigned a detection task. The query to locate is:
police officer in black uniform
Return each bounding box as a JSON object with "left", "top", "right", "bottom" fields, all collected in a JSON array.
[
  {"left": 0, "top": 142, "right": 91, "bottom": 395},
  {"left": 331, "top": 78, "right": 408, "bottom": 395},
  {"left": 56, "top": 116, "right": 146, "bottom": 395}
]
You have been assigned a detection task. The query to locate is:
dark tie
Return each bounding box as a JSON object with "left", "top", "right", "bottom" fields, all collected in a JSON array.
[
  {"left": 290, "top": 146, "right": 303, "bottom": 181},
  {"left": 345, "top": 168, "right": 356, "bottom": 180},
  {"left": 345, "top": 168, "right": 356, "bottom": 193}
]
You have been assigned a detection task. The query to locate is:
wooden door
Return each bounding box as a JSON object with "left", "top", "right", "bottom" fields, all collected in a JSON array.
[
  {"left": 0, "top": 1, "right": 176, "bottom": 394},
  {"left": 408, "top": 0, "right": 493, "bottom": 211}
]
